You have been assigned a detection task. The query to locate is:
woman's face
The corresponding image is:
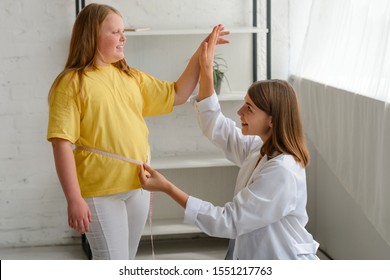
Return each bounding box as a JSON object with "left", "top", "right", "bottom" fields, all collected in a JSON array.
[
  {"left": 95, "top": 12, "right": 126, "bottom": 66},
  {"left": 237, "top": 94, "right": 272, "bottom": 141}
]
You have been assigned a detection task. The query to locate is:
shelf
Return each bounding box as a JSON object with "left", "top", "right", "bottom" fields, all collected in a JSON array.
[
  {"left": 124, "top": 27, "right": 268, "bottom": 36},
  {"left": 217, "top": 91, "right": 246, "bottom": 101},
  {"left": 186, "top": 92, "right": 245, "bottom": 103},
  {"left": 151, "top": 153, "right": 235, "bottom": 170},
  {"left": 142, "top": 218, "right": 202, "bottom": 236}
]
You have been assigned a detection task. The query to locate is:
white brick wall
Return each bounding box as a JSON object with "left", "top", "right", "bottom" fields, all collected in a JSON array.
[
  {"left": 1, "top": 0, "right": 81, "bottom": 247},
  {"left": 0, "top": 0, "right": 287, "bottom": 248}
]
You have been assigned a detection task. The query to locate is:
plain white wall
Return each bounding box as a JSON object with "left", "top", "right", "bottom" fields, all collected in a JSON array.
[
  {"left": 310, "top": 143, "right": 390, "bottom": 259},
  {"left": 1, "top": 0, "right": 293, "bottom": 248}
]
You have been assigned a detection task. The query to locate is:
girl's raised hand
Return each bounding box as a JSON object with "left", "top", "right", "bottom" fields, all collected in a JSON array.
[{"left": 204, "top": 24, "right": 230, "bottom": 46}]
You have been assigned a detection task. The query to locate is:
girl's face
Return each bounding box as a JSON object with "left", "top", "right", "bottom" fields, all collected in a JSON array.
[
  {"left": 237, "top": 94, "right": 273, "bottom": 142},
  {"left": 95, "top": 12, "right": 126, "bottom": 66}
]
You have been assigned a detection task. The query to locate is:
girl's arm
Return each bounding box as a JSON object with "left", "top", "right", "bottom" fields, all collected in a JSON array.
[
  {"left": 173, "top": 25, "right": 229, "bottom": 105},
  {"left": 51, "top": 138, "right": 91, "bottom": 233}
]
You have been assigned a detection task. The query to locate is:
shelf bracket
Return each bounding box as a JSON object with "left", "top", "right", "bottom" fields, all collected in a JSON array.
[
  {"left": 75, "top": 0, "right": 86, "bottom": 17},
  {"left": 253, "top": 0, "right": 271, "bottom": 81},
  {"left": 252, "top": 0, "right": 258, "bottom": 82},
  {"left": 266, "top": 0, "right": 271, "bottom": 79}
]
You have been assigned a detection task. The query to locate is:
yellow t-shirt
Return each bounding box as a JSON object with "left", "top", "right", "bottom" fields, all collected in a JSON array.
[{"left": 47, "top": 65, "right": 175, "bottom": 197}]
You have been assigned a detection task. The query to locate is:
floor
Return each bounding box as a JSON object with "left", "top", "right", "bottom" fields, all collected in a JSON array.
[{"left": 0, "top": 236, "right": 330, "bottom": 260}]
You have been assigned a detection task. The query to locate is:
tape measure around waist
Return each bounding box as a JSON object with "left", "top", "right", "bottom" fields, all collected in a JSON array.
[
  {"left": 75, "top": 145, "right": 145, "bottom": 166},
  {"left": 75, "top": 145, "right": 156, "bottom": 259}
]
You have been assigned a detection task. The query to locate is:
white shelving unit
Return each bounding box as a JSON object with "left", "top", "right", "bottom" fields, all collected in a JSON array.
[
  {"left": 143, "top": 218, "right": 202, "bottom": 237},
  {"left": 149, "top": 90, "right": 243, "bottom": 172},
  {"left": 152, "top": 153, "right": 235, "bottom": 170},
  {"left": 122, "top": 1, "right": 269, "bottom": 238},
  {"left": 217, "top": 91, "right": 247, "bottom": 101}
]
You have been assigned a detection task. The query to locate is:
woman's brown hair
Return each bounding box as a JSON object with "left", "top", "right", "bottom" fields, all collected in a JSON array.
[
  {"left": 48, "top": 3, "right": 134, "bottom": 103},
  {"left": 248, "top": 80, "right": 310, "bottom": 167}
]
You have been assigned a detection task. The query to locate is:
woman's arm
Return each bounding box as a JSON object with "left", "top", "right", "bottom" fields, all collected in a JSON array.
[
  {"left": 139, "top": 158, "right": 299, "bottom": 239},
  {"left": 51, "top": 138, "right": 91, "bottom": 233},
  {"left": 173, "top": 25, "right": 229, "bottom": 105},
  {"left": 139, "top": 164, "right": 189, "bottom": 208},
  {"left": 139, "top": 28, "right": 224, "bottom": 204},
  {"left": 197, "top": 24, "right": 219, "bottom": 102}
]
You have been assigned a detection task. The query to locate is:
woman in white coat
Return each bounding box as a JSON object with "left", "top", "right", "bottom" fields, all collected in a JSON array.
[{"left": 139, "top": 26, "right": 319, "bottom": 260}]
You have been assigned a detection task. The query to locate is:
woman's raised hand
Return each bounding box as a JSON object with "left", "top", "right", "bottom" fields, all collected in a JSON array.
[
  {"left": 200, "top": 25, "right": 224, "bottom": 73},
  {"left": 198, "top": 25, "right": 226, "bottom": 100}
]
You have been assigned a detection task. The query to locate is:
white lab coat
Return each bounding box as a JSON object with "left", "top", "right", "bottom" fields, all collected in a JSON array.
[{"left": 185, "top": 93, "right": 319, "bottom": 260}]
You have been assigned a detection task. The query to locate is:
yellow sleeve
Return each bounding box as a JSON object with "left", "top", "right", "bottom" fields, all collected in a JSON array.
[
  {"left": 137, "top": 70, "right": 176, "bottom": 116},
  {"left": 47, "top": 73, "right": 81, "bottom": 143}
]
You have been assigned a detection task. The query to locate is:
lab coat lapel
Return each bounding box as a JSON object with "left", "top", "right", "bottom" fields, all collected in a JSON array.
[
  {"left": 246, "top": 154, "right": 268, "bottom": 187},
  {"left": 234, "top": 150, "right": 262, "bottom": 195}
]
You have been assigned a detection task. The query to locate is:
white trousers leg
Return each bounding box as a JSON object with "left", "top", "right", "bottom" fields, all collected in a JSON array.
[{"left": 84, "top": 188, "right": 150, "bottom": 260}]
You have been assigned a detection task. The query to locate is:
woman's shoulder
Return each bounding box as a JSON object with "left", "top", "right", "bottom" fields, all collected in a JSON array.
[
  {"left": 250, "top": 154, "right": 304, "bottom": 192},
  {"left": 265, "top": 154, "right": 304, "bottom": 175}
]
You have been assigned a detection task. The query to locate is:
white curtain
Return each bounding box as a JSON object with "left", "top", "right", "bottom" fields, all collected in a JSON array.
[
  {"left": 293, "top": 0, "right": 390, "bottom": 246},
  {"left": 295, "top": 0, "right": 390, "bottom": 103}
]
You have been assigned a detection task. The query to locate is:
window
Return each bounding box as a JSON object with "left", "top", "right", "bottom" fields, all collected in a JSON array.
[{"left": 294, "top": 0, "right": 390, "bottom": 103}]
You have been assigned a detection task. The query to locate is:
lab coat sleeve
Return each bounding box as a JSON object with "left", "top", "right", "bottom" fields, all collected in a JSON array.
[
  {"left": 191, "top": 93, "right": 261, "bottom": 166},
  {"left": 184, "top": 159, "right": 298, "bottom": 238}
]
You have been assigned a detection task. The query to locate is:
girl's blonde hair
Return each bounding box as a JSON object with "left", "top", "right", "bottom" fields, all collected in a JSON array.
[
  {"left": 248, "top": 80, "right": 310, "bottom": 167},
  {"left": 48, "top": 3, "right": 134, "bottom": 102}
]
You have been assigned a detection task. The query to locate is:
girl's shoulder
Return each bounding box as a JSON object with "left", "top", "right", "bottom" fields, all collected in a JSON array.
[
  {"left": 56, "top": 70, "right": 81, "bottom": 91},
  {"left": 49, "top": 70, "right": 78, "bottom": 92},
  {"left": 59, "top": 70, "right": 78, "bottom": 82}
]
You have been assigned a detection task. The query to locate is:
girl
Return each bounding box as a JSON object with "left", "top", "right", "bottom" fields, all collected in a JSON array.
[
  {"left": 47, "top": 3, "right": 228, "bottom": 260},
  {"left": 139, "top": 27, "right": 319, "bottom": 260}
]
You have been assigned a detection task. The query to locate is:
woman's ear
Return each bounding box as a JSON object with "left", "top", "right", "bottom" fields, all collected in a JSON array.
[{"left": 268, "top": 116, "right": 273, "bottom": 128}]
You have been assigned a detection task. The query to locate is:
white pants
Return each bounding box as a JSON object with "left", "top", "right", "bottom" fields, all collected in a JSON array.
[{"left": 84, "top": 188, "right": 150, "bottom": 260}]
